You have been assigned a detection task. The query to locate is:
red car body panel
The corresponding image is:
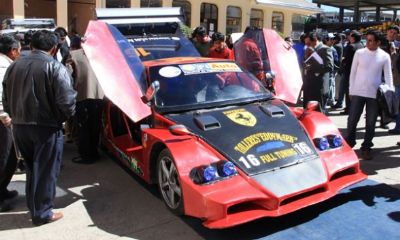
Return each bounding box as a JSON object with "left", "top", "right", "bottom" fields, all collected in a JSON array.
[
  {"left": 263, "top": 29, "right": 303, "bottom": 104},
  {"left": 84, "top": 22, "right": 367, "bottom": 229},
  {"left": 82, "top": 21, "right": 151, "bottom": 122}
]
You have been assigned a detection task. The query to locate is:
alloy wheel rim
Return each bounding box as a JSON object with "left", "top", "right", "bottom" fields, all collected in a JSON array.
[{"left": 158, "top": 156, "right": 182, "bottom": 209}]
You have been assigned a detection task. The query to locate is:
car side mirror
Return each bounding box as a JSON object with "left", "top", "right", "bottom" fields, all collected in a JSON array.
[
  {"left": 141, "top": 80, "right": 160, "bottom": 103},
  {"left": 169, "top": 124, "right": 191, "bottom": 136}
]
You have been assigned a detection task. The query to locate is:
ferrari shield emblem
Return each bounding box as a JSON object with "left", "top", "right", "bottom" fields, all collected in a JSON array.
[{"left": 224, "top": 109, "right": 257, "bottom": 127}]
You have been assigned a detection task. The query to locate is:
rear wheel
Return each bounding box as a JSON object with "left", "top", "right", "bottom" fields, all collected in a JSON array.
[{"left": 157, "top": 149, "right": 184, "bottom": 215}]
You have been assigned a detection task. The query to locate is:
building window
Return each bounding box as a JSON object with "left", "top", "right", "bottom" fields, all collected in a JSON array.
[
  {"left": 200, "top": 3, "right": 218, "bottom": 36},
  {"left": 106, "top": 0, "right": 130, "bottom": 8},
  {"left": 226, "top": 6, "right": 241, "bottom": 35},
  {"left": 172, "top": 0, "right": 191, "bottom": 27},
  {"left": 291, "top": 14, "right": 306, "bottom": 40},
  {"left": 272, "top": 11, "right": 284, "bottom": 33},
  {"left": 141, "top": 0, "right": 162, "bottom": 7},
  {"left": 250, "top": 9, "right": 263, "bottom": 28}
]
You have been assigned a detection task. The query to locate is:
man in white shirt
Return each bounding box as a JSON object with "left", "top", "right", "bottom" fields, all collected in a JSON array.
[{"left": 346, "top": 30, "right": 393, "bottom": 160}]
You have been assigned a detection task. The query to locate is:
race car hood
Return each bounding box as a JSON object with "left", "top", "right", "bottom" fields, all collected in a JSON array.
[{"left": 167, "top": 99, "right": 320, "bottom": 176}]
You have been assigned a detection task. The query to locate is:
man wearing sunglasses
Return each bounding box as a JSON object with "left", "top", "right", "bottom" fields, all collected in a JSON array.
[{"left": 345, "top": 30, "right": 393, "bottom": 160}]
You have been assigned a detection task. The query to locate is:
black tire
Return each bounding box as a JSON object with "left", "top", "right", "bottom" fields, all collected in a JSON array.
[{"left": 156, "top": 149, "right": 184, "bottom": 215}]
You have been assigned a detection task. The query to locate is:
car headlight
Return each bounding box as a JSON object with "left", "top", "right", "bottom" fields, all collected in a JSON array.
[
  {"left": 190, "top": 161, "right": 237, "bottom": 184},
  {"left": 217, "top": 160, "right": 237, "bottom": 177},
  {"left": 203, "top": 166, "right": 217, "bottom": 182},
  {"left": 314, "top": 137, "right": 330, "bottom": 151},
  {"left": 328, "top": 134, "right": 343, "bottom": 148},
  {"left": 314, "top": 135, "right": 343, "bottom": 151}
]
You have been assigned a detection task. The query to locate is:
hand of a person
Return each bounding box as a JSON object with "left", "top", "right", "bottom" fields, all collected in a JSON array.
[{"left": 1, "top": 116, "right": 12, "bottom": 127}]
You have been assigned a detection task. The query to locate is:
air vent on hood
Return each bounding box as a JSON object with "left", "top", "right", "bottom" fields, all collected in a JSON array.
[
  {"left": 194, "top": 115, "right": 221, "bottom": 131},
  {"left": 260, "top": 105, "right": 285, "bottom": 118}
]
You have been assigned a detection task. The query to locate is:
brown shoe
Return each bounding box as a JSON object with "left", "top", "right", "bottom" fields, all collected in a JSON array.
[
  {"left": 361, "top": 149, "right": 372, "bottom": 160},
  {"left": 48, "top": 212, "right": 63, "bottom": 223},
  {"left": 33, "top": 212, "right": 63, "bottom": 226}
]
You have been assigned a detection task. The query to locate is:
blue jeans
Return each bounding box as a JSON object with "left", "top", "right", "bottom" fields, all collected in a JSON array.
[
  {"left": 345, "top": 96, "right": 379, "bottom": 150},
  {"left": 393, "top": 86, "right": 400, "bottom": 130}
]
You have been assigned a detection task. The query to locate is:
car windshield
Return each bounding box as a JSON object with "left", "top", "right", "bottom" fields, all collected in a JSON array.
[{"left": 149, "top": 62, "right": 272, "bottom": 112}]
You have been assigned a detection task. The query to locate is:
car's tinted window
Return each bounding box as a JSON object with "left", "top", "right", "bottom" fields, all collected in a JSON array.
[{"left": 149, "top": 62, "right": 272, "bottom": 111}]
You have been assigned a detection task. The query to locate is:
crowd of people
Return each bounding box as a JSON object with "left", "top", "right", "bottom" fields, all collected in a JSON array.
[
  {"left": 292, "top": 26, "right": 400, "bottom": 160},
  {"left": 1, "top": 22, "right": 400, "bottom": 226},
  {"left": 0, "top": 26, "right": 104, "bottom": 225}
]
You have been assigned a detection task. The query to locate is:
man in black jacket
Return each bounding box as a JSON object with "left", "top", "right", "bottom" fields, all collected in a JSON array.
[
  {"left": 2, "top": 30, "right": 76, "bottom": 225},
  {"left": 336, "top": 31, "right": 364, "bottom": 114}
]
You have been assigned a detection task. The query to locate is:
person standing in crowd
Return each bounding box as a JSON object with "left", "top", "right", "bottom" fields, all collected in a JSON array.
[
  {"left": 54, "top": 27, "right": 70, "bottom": 65},
  {"left": 2, "top": 30, "right": 76, "bottom": 225},
  {"left": 66, "top": 37, "right": 105, "bottom": 164},
  {"left": 345, "top": 30, "right": 393, "bottom": 160},
  {"left": 331, "top": 33, "right": 345, "bottom": 109},
  {"left": 208, "top": 32, "right": 234, "bottom": 59},
  {"left": 302, "top": 32, "right": 334, "bottom": 113},
  {"left": 0, "top": 34, "right": 21, "bottom": 212},
  {"left": 381, "top": 25, "right": 400, "bottom": 54},
  {"left": 336, "top": 31, "right": 364, "bottom": 113},
  {"left": 324, "top": 33, "right": 340, "bottom": 107},
  {"left": 192, "top": 26, "right": 212, "bottom": 57},
  {"left": 388, "top": 34, "right": 400, "bottom": 134},
  {"left": 293, "top": 33, "right": 306, "bottom": 70},
  {"left": 379, "top": 25, "right": 400, "bottom": 130},
  {"left": 234, "top": 26, "right": 266, "bottom": 84}
]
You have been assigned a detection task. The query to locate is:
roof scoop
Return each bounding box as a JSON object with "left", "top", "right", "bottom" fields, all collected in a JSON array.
[{"left": 260, "top": 104, "right": 285, "bottom": 118}]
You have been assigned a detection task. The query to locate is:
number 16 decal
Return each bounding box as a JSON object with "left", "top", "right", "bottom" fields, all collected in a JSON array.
[{"left": 238, "top": 154, "right": 260, "bottom": 169}]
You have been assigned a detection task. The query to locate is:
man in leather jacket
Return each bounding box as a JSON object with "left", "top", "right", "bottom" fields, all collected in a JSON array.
[{"left": 2, "top": 30, "right": 76, "bottom": 225}]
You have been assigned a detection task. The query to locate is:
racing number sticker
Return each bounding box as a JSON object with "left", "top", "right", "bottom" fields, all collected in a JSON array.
[
  {"left": 292, "top": 142, "right": 313, "bottom": 156},
  {"left": 238, "top": 154, "right": 261, "bottom": 169}
]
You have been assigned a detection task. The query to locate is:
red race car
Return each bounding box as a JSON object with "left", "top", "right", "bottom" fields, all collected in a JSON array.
[{"left": 82, "top": 19, "right": 366, "bottom": 229}]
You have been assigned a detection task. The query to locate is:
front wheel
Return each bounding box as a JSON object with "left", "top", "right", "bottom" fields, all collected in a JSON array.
[{"left": 157, "top": 149, "right": 184, "bottom": 215}]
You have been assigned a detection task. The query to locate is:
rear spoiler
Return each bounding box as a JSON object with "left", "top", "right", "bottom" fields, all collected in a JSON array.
[{"left": 96, "top": 7, "right": 185, "bottom": 23}]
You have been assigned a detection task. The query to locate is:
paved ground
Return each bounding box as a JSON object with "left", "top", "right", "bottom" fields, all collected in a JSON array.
[{"left": 0, "top": 108, "right": 399, "bottom": 240}]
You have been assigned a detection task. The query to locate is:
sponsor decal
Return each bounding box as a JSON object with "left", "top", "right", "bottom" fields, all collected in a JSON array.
[
  {"left": 236, "top": 140, "right": 316, "bottom": 169},
  {"left": 107, "top": 139, "right": 144, "bottom": 176},
  {"left": 223, "top": 109, "right": 257, "bottom": 127},
  {"left": 238, "top": 148, "right": 298, "bottom": 168},
  {"left": 234, "top": 132, "right": 298, "bottom": 154},
  {"left": 159, "top": 66, "right": 182, "bottom": 78},
  {"left": 128, "top": 157, "right": 143, "bottom": 175},
  {"left": 179, "top": 62, "right": 242, "bottom": 75}
]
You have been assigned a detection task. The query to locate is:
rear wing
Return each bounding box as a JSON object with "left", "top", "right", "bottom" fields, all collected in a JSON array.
[{"left": 96, "top": 7, "right": 184, "bottom": 21}]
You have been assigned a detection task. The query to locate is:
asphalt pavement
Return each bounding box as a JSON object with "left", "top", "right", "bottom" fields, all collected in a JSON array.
[{"left": 0, "top": 108, "right": 399, "bottom": 240}]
